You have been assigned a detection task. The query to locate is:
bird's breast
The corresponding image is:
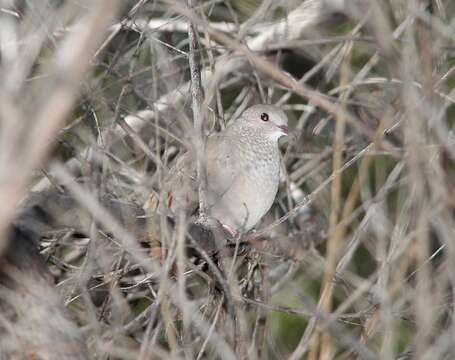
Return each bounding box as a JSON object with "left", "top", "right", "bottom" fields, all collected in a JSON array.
[{"left": 210, "top": 140, "right": 281, "bottom": 231}]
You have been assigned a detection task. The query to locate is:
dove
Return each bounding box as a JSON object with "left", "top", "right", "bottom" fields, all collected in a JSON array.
[{"left": 160, "top": 104, "right": 288, "bottom": 235}]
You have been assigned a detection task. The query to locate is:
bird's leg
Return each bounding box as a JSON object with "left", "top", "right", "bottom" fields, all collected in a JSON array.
[
  {"left": 245, "top": 229, "right": 268, "bottom": 251},
  {"left": 247, "top": 228, "right": 260, "bottom": 241}
]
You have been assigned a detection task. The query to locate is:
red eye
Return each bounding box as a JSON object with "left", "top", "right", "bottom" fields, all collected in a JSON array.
[{"left": 260, "top": 113, "right": 269, "bottom": 122}]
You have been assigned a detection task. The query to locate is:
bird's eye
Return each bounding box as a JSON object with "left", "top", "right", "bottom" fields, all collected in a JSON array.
[{"left": 260, "top": 113, "right": 269, "bottom": 122}]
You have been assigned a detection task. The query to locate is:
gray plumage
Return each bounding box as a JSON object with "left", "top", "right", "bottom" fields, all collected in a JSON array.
[{"left": 161, "top": 104, "right": 288, "bottom": 233}]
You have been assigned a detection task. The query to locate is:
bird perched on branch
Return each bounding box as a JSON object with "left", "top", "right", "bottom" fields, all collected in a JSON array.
[{"left": 160, "top": 104, "right": 288, "bottom": 236}]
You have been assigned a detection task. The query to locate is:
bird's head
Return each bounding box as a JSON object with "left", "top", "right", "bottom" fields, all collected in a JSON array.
[{"left": 241, "top": 104, "right": 289, "bottom": 141}]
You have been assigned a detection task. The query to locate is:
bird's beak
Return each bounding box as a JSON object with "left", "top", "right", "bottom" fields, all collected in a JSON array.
[{"left": 277, "top": 125, "right": 289, "bottom": 135}]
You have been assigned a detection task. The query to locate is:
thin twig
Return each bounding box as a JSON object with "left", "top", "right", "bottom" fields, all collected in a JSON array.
[{"left": 187, "top": 0, "right": 208, "bottom": 219}]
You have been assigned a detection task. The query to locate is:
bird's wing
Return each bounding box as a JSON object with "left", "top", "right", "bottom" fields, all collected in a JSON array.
[
  {"left": 160, "top": 150, "right": 199, "bottom": 216},
  {"left": 160, "top": 132, "right": 242, "bottom": 216},
  {"left": 205, "top": 134, "right": 242, "bottom": 206}
]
